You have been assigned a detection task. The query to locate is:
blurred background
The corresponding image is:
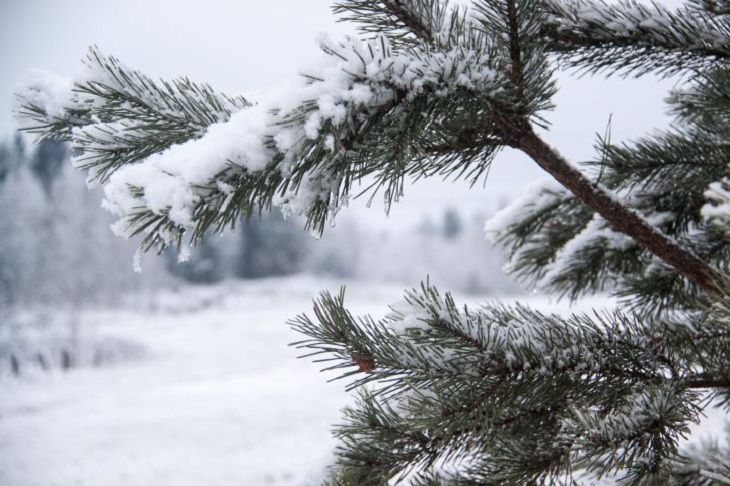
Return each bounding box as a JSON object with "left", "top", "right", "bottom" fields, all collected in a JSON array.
[{"left": 0, "top": 1, "right": 693, "bottom": 485}]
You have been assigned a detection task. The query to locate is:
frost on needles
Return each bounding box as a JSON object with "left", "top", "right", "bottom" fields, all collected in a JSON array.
[{"left": 13, "top": 0, "right": 730, "bottom": 484}]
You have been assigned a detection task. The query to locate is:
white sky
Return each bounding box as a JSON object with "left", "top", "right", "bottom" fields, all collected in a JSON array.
[{"left": 0, "top": 0, "right": 687, "bottom": 228}]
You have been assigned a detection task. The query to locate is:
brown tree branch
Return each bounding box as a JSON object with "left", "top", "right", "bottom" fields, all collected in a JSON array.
[
  {"left": 686, "top": 377, "right": 730, "bottom": 389},
  {"left": 509, "top": 125, "right": 721, "bottom": 294}
]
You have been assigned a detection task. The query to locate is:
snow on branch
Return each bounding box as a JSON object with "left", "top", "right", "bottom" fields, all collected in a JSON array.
[
  {"left": 543, "top": 0, "right": 730, "bottom": 76},
  {"left": 291, "top": 279, "right": 681, "bottom": 392},
  {"left": 15, "top": 46, "right": 250, "bottom": 183},
  {"left": 486, "top": 122, "right": 730, "bottom": 308},
  {"left": 485, "top": 180, "right": 593, "bottom": 287},
  {"left": 703, "top": 176, "right": 730, "bottom": 233}
]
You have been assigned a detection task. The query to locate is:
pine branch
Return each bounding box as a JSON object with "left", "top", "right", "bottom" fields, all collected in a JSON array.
[
  {"left": 488, "top": 133, "right": 730, "bottom": 310},
  {"left": 334, "top": 0, "right": 443, "bottom": 45},
  {"left": 489, "top": 89, "right": 730, "bottom": 310},
  {"left": 15, "top": 46, "right": 249, "bottom": 183},
  {"left": 491, "top": 189, "right": 720, "bottom": 314},
  {"left": 15, "top": 37, "right": 514, "bottom": 251},
  {"left": 473, "top": 0, "right": 725, "bottom": 295},
  {"left": 543, "top": 0, "right": 730, "bottom": 77},
  {"left": 293, "top": 281, "right": 730, "bottom": 483},
  {"left": 332, "top": 0, "right": 478, "bottom": 50}
]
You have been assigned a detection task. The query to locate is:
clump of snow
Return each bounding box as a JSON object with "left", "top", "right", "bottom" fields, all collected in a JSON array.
[
  {"left": 13, "top": 70, "right": 77, "bottom": 128},
  {"left": 102, "top": 103, "right": 276, "bottom": 232},
  {"left": 484, "top": 178, "right": 565, "bottom": 242},
  {"left": 702, "top": 176, "right": 730, "bottom": 233},
  {"left": 386, "top": 298, "right": 434, "bottom": 335},
  {"left": 538, "top": 212, "right": 633, "bottom": 287}
]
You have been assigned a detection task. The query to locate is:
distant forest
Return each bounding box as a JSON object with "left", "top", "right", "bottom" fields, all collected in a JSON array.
[{"left": 0, "top": 136, "right": 517, "bottom": 310}]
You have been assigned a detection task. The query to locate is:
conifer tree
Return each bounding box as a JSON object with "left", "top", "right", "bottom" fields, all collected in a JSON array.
[{"left": 14, "top": 0, "right": 730, "bottom": 483}]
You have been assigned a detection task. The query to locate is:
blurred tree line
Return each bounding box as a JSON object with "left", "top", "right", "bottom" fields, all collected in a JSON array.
[
  {"left": 166, "top": 209, "right": 310, "bottom": 284},
  {"left": 0, "top": 136, "right": 516, "bottom": 310}
]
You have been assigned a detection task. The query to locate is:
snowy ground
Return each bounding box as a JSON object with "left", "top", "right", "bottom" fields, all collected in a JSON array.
[{"left": 0, "top": 276, "right": 726, "bottom": 486}]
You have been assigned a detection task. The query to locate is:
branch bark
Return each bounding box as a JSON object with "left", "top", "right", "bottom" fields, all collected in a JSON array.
[
  {"left": 510, "top": 126, "right": 721, "bottom": 294},
  {"left": 686, "top": 376, "right": 730, "bottom": 389}
]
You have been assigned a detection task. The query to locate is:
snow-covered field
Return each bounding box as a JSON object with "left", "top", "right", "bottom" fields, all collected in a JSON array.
[{"left": 0, "top": 277, "right": 725, "bottom": 485}]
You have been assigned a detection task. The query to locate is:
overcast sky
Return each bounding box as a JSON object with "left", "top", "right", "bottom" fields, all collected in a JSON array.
[{"left": 0, "top": 0, "right": 686, "bottom": 228}]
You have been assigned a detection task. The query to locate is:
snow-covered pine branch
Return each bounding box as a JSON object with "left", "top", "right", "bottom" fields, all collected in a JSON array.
[
  {"left": 543, "top": 0, "right": 730, "bottom": 76},
  {"left": 487, "top": 71, "right": 730, "bottom": 311},
  {"left": 485, "top": 180, "right": 704, "bottom": 313},
  {"left": 15, "top": 46, "right": 251, "bottom": 183},
  {"left": 17, "top": 37, "right": 513, "bottom": 251},
  {"left": 292, "top": 280, "right": 730, "bottom": 483}
]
